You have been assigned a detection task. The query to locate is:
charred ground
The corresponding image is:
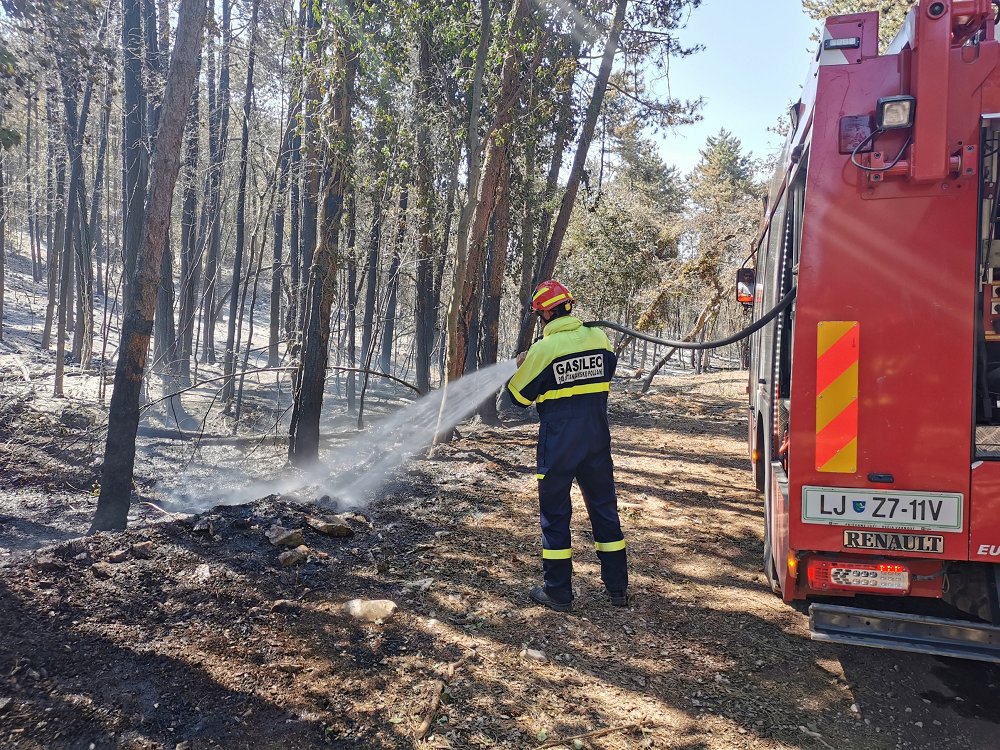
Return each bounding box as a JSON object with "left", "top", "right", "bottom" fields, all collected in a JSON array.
[{"left": 1, "top": 371, "right": 999, "bottom": 749}]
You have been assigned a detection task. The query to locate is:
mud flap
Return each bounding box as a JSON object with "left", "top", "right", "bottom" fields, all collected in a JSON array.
[
  {"left": 766, "top": 461, "right": 790, "bottom": 595},
  {"left": 992, "top": 565, "right": 1000, "bottom": 627},
  {"left": 943, "top": 562, "right": 999, "bottom": 624}
]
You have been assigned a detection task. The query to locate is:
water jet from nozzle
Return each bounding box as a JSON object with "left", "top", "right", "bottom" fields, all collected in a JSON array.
[{"left": 164, "top": 359, "right": 519, "bottom": 512}]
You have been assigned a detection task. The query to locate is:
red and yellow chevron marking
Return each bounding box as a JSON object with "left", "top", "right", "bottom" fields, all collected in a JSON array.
[{"left": 816, "top": 321, "right": 859, "bottom": 473}]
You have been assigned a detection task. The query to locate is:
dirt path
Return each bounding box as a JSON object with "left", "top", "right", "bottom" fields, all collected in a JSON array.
[{"left": 1, "top": 371, "right": 999, "bottom": 749}]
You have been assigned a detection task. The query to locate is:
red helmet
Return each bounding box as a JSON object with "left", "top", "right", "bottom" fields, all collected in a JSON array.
[{"left": 531, "top": 279, "right": 574, "bottom": 313}]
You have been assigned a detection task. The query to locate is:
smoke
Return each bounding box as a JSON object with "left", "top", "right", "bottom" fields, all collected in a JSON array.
[{"left": 161, "top": 360, "right": 518, "bottom": 513}]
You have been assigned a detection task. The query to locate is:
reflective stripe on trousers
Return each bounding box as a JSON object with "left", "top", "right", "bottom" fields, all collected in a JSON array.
[{"left": 538, "top": 405, "right": 628, "bottom": 603}]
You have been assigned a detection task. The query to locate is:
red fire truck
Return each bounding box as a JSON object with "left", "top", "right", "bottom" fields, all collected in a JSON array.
[{"left": 745, "top": 0, "right": 1000, "bottom": 660}]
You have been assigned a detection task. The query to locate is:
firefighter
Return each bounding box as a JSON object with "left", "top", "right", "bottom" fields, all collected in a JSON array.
[{"left": 507, "top": 279, "right": 628, "bottom": 611}]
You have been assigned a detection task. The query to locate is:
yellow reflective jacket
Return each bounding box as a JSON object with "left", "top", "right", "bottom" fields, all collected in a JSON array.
[{"left": 507, "top": 316, "right": 617, "bottom": 414}]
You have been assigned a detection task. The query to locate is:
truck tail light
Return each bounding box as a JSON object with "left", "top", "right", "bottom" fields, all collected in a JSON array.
[{"left": 807, "top": 558, "right": 911, "bottom": 595}]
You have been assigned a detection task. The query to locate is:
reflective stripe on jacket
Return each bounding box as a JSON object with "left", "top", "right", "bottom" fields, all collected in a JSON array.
[{"left": 507, "top": 316, "right": 617, "bottom": 414}]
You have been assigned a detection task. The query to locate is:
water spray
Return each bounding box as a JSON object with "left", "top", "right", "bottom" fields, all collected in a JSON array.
[{"left": 163, "top": 360, "right": 518, "bottom": 513}]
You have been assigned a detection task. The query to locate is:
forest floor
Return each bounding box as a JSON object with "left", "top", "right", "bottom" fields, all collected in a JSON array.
[
  {"left": 3, "top": 255, "right": 1000, "bottom": 749},
  {"left": 3, "top": 364, "right": 1000, "bottom": 749}
]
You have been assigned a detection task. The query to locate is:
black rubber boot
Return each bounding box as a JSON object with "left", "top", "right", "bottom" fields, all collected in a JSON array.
[
  {"left": 529, "top": 586, "right": 572, "bottom": 612},
  {"left": 608, "top": 590, "right": 629, "bottom": 607}
]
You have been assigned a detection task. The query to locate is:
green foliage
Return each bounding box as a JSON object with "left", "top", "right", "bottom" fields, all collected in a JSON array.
[
  {"left": 560, "top": 134, "right": 684, "bottom": 319},
  {"left": 688, "top": 129, "right": 756, "bottom": 216},
  {"left": 562, "top": 191, "right": 673, "bottom": 319},
  {"left": 0, "top": 46, "right": 15, "bottom": 76},
  {"left": 635, "top": 129, "right": 761, "bottom": 331},
  {"left": 618, "top": 133, "right": 684, "bottom": 208},
  {"left": 622, "top": 0, "right": 705, "bottom": 73},
  {"left": 0, "top": 0, "right": 103, "bottom": 152},
  {"left": 684, "top": 129, "right": 760, "bottom": 272},
  {"left": 0, "top": 126, "right": 20, "bottom": 150},
  {"left": 0, "top": 40, "right": 22, "bottom": 150},
  {"left": 802, "top": 0, "right": 915, "bottom": 50}
]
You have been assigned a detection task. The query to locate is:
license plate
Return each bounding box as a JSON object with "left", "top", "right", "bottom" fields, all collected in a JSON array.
[{"left": 802, "top": 486, "right": 963, "bottom": 531}]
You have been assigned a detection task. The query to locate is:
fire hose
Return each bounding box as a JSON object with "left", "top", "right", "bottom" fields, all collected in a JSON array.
[{"left": 584, "top": 287, "right": 797, "bottom": 350}]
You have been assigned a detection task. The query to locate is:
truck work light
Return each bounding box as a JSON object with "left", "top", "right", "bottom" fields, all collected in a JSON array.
[
  {"left": 876, "top": 95, "right": 915, "bottom": 130},
  {"left": 823, "top": 36, "right": 860, "bottom": 50}
]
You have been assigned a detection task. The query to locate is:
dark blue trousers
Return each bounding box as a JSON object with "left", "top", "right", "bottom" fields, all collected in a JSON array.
[{"left": 536, "top": 399, "right": 628, "bottom": 603}]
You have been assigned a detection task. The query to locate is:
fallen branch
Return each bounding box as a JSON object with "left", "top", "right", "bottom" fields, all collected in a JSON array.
[
  {"left": 140, "top": 501, "right": 187, "bottom": 521},
  {"left": 9, "top": 352, "right": 32, "bottom": 384},
  {"left": 329, "top": 366, "right": 421, "bottom": 395},
  {"left": 532, "top": 721, "right": 655, "bottom": 749},
  {"left": 415, "top": 680, "right": 445, "bottom": 740},
  {"left": 799, "top": 726, "right": 835, "bottom": 750},
  {"left": 139, "top": 367, "right": 296, "bottom": 413},
  {"left": 414, "top": 654, "right": 470, "bottom": 740},
  {"left": 137, "top": 426, "right": 359, "bottom": 444}
]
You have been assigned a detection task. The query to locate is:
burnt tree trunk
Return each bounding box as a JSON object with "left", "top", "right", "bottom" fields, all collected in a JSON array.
[
  {"left": 345, "top": 190, "right": 358, "bottom": 412},
  {"left": 30, "top": 95, "right": 42, "bottom": 281},
  {"left": 286, "top": 116, "right": 302, "bottom": 340},
  {"left": 360, "top": 95, "right": 391, "bottom": 365},
  {"left": 25, "top": 92, "right": 40, "bottom": 284},
  {"left": 62, "top": 3, "right": 108, "bottom": 372},
  {"left": 285, "top": 2, "right": 305, "bottom": 339},
  {"left": 200, "top": 0, "right": 231, "bottom": 363},
  {"left": 288, "top": 11, "right": 352, "bottom": 466},
  {"left": 477, "top": 155, "right": 512, "bottom": 423},
  {"left": 92, "top": 0, "right": 208, "bottom": 532},
  {"left": 222, "top": 0, "right": 259, "bottom": 404},
  {"left": 296, "top": 1, "right": 321, "bottom": 334},
  {"left": 0, "top": 157, "right": 5, "bottom": 341},
  {"left": 148, "top": 0, "right": 177, "bottom": 382},
  {"left": 516, "top": 0, "right": 627, "bottom": 352},
  {"left": 55, "top": 65, "right": 87, "bottom": 396},
  {"left": 89, "top": 75, "right": 112, "bottom": 300},
  {"left": 45, "top": 91, "right": 54, "bottom": 284},
  {"left": 413, "top": 15, "right": 435, "bottom": 394},
  {"left": 177, "top": 64, "right": 202, "bottom": 387},
  {"left": 41, "top": 94, "right": 64, "bottom": 351},
  {"left": 432, "top": 154, "right": 459, "bottom": 385},
  {"left": 121, "top": 0, "right": 149, "bottom": 303},
  {"left": 441, "top": 0, "right": 491, "bottom": 391},
  {"left": 449, "top": 0, "right": 540, "bottom": 381},
  {"left": 269, "top": 90, "right": 298, "bottom": 367},
  {"left": 517, "top": 86, "right": 541, "bottom": 308},
  {"left": 379, "top": 181, "right": 407, "bottom": 375},
  {"left": 342, "top": 53, "right": 359, "bottom": 410}
]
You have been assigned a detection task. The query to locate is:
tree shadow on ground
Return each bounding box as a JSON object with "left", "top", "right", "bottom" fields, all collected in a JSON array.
[
  {"left": 0, "top": 516, "right": 83, "bottom": 555},
  {"left": 0, "top": 575, "right": 340, "bottom": 749}
]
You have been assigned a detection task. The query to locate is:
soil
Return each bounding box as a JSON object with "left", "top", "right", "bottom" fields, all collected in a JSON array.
[{"left": 2, "top": 362, "right": 1000, "bottom": 750}]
